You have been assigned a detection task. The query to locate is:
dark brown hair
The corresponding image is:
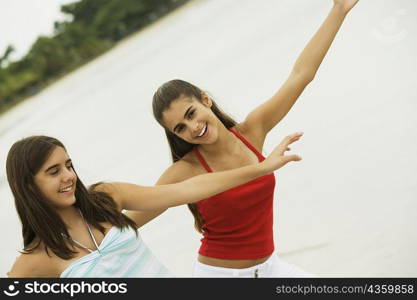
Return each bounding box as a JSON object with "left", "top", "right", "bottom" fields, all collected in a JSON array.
[
  {"left": 152, "top": 79, "right": 237, "bottom": 233},
  {"left": 6, "top": 135, "right": 137, "bottom": 259}
]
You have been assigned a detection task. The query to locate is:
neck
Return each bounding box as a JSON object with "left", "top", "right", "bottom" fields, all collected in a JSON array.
[{"left": 55, "top": 205, "right": 82, "bottom": 229}]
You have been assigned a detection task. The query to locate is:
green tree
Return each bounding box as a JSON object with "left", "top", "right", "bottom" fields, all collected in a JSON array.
[{"left": 0, "top": 45, "right": 15, "bottom": 67}]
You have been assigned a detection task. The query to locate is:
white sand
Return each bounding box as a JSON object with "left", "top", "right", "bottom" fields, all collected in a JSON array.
[{"left": 1, "top": 0, "right": 416, "bottom": 277}]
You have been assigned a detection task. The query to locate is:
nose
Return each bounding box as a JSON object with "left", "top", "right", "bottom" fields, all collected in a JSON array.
[
  {"left": 190, "top": 121, "right": 202, "bottom": 136},
  {"left": 62, "top": 167, "right": 76, "bottom": 183}
]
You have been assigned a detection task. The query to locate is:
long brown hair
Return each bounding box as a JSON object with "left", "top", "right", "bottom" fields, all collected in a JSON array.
[
  {"left": 6, "top": 135, "right": 137, "bottom": 260},
  {"left": 152, "top": 79, "right": 237, "bottom": 233}
]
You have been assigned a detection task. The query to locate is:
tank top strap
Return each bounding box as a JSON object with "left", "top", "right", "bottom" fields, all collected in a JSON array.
[
  {"left": 193, "top": 147, "right": 213, "bottom": 173},
  {"left": 229, "top": 128, "right": 264, "bottom": 162}
]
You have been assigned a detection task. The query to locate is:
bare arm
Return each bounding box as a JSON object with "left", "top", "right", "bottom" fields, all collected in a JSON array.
[
  {"left": 242, "top": 1, "right": 359, "bottom": 140},
  {"left": 99, "top": 133, "right": 303, "bottom": 211},
  {"left": 123, "top": 208, "right": 167, "bottom": 228},
  {"left": 123, "top": 174, "right": 175, "bottom": 228},
  {"left": 124, "top": 153, "right": 205, "bottom": 227}
]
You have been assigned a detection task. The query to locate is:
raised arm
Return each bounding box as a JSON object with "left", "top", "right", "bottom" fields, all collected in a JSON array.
[
  {"left": 242, "top": 0, "right": 359, "bottom": 140},
  {"left": 98, "top": 132, "right": 303, "bottom": 211}
]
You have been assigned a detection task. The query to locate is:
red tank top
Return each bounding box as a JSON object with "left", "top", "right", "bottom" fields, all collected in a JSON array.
[{"left": 193, "top": 129, "right": 276, "bottom": 259}]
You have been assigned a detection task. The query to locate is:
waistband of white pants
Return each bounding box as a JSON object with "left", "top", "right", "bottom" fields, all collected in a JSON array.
[{"left": 194, "top": 254, "right": 275, "bottom": 276}]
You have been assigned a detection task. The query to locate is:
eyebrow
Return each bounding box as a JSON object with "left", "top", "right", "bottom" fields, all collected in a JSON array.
[
  {"left": 44, "top": 159, "right": 72, "bottom": 173},
  {"left": 173, "top": 106, "right": 193, "bottom": 132}
]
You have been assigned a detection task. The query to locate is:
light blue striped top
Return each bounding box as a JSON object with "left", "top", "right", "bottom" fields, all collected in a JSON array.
[{"left": 60, "top": 226, "right": 172, "bottom": 277}]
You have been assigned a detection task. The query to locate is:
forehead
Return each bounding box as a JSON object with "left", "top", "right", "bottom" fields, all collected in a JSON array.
[
  {"left": 40, "top": 146, "right": 69, "bottom": 170},
  {"left": 162, "top": 96, "right": 198, "bottom": 129}
]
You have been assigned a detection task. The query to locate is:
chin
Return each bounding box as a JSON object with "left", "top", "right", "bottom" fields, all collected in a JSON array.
[
  {"left": 59, "top": 195, "right": 77, "bottom": 206},
  {"left": 69, "top": 196, "right": 77, "bottom": 205},
  {"left": 206, "top": 134, "right": 218, "bottom": 144}
]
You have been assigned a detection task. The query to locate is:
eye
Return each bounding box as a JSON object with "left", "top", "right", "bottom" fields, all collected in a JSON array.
[
  {"left": 177, "top": 124, "right": 185, "bottom": 133},
  {"left": 66, "top": 163, "right": 73, "bottom": 170},
  {"left": 50, "top": 169, "right": 59, "bottom": 176},
  {"left": 188, "top": 109, "right": 195, "bottom": 119}
]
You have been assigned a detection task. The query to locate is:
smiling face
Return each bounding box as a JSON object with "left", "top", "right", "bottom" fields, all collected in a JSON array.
[
  {"left": 33, "top": 146, "right": 77, "bottom": 209},
  {"left": 162, "top": 94, "right": 221, "bottom": 145}
]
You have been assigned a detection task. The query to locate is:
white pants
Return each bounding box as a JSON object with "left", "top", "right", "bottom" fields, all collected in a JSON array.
[{"left": 193, "top": 254, "right": 315, "bottom": 278}]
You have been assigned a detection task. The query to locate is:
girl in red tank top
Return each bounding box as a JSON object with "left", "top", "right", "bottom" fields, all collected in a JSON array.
[
  {"left": 133, "top": 0, "right": 359, "bottom": 277},
  {"left": 193, "top": 129, "right": 276, "bottom": 260}
]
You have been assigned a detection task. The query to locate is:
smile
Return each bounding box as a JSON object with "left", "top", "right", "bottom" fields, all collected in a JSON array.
[
  {"left": 59, "top": 184, "right": 73, "bottom": 193},
  {"left": 196, "top": 124, "right": 208, "bottom": 138}
]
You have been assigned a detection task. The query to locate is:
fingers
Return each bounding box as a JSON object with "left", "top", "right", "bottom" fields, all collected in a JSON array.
[
  {"left": 282, "top": 154, "right": 302, "bottom": 164},
  {"left": 277, "top": 132, "right": 303, "bottom": 152},
  {"left": 269, "top": 132, "right": 304, "bottom": 161},
  {"left": 285, "top": 132, "right": 303, "bottom": 145},
  {"left": 271, "top": 154, "right": 302, "bottom": 170}
]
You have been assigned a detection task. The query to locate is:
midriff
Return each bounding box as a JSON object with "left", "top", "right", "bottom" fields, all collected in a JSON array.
[{"left": 198, "top": 254, "right": 270, "bottom": 269}]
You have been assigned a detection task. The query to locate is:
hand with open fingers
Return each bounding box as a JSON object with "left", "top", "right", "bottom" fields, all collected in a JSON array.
[
  {"left": 333, "top": 0, "right": 359, "bottom": 14},
  {"left": 262, "top": 132, "right": 303, "bottom": 172}
]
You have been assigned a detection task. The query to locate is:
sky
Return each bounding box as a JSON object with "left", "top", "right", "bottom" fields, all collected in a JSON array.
[{"left": 0, "top": 0, "right": 76, "bottom": 61}]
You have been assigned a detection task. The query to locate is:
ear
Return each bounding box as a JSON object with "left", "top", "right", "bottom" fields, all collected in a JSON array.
[{"left": 200, "top": 92, "right": 212, "bottom": 108}]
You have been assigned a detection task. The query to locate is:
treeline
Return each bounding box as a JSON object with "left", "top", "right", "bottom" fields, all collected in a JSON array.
[{"left": 0, "top": 0, "right": 189, "bottom": 113}]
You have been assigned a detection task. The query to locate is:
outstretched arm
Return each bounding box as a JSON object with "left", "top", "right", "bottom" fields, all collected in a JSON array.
[
  {"left": 97, "top": 132, "right": 303, "bottom": 211},
  {"left": 123, "top": 208, "right": 167, "bottom": 228},
  {"left": 242, "top": 0, "right": 359, "bottom": 140},
  {"left": 123, "top": 175, "right": 170, "bottom": 228}
]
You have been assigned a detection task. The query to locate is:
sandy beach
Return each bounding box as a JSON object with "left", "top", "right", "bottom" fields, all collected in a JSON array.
[{"left": 0, "top": 0, "right": 416, "bottom": 277}]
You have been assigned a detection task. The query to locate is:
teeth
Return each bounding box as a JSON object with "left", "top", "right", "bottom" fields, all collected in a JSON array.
[
  {"left": 60, "top": 186, "right": 72, "bottom": 192},
  {"left": 197, "top": 125, "right": 207, "bottom": 137}
]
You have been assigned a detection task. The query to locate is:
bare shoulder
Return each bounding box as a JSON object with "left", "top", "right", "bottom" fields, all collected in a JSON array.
[
  {"left": 232, "top": 124, "right": 265, "bottom": 153},
  {"left": 89, "top": 181, "right": 118, "bottom": 194},
  {"left": 157, "top": 153, "right": 204, "bottom": 184},
  {"left": 88, "top": 181, "right": 123, "bottom": 210},
  {"left": 8, "top": 246, "right": 59, "bottom": 278}
]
